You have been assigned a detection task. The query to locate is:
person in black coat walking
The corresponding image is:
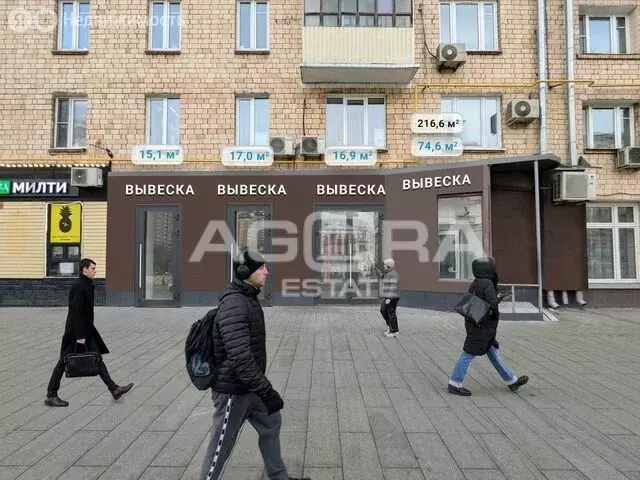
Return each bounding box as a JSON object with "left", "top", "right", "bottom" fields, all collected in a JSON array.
[
  {"left": 200, "top": 249, "right": 309, "bottom": 480},
  {"left": 447, "top": 257, "right": 529, "bottom": 396},
  {"left": 45, "top": 259, "right": 133, "bottom": 407}
]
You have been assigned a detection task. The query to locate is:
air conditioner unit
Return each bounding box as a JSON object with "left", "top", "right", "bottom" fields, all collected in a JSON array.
[
  {"left": 552, "top": 170, "right": 596, "bottom": 203},
  {"left": 616, "top": 146, "right": 640, "bottom": 169},
  {"left": 300, "top": 136, "right": 325, "bottom": 156},
  {"left": 269, "top": 136, "right": 294, "bottom": 156},
  {"left": 71, "top": 167, "right": 103, "bottom": 187},
  {"left": 436, "top": 43, "right": 467, "bottom": 71},
  {"left": 507, "top": 99, "right": 540, "bottom": 125}
]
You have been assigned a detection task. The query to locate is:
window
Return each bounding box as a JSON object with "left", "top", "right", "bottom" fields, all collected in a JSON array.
[
  {"left": 58, "top": 1, "right": 90, "bottom": 50},
  {"left": 47, "top": 203, "right": 82, "bottom": 278},
  {"left": 236, "top": 97, "right": 269, "bottom": 146},
  {"left": 237, "top": 1, "right": 269, "bottom": 50},
  {"left": 54, "top": 97, "right": 87, "bottom": 149},
  {"left": 587, "top": 204, "right": 639, "bottom": 282},
  {"left": 584, "top": 106, "right": 633, "bottom": 149},
  {"left": 146, "top": 97, "right": 180, "bottom": 145},
  {"left": 326, "top": 97, "right": 386, "bottom": 148},
  {"left": 579, "top": 15, "right": 628, "bottom": 54},
  {"left": 441, "top": 97, "right": 500, "bottom": 149},
  {"left": 304, "top": 0, "right": 412, "bottom": 27},
  {"left": 440, "top": 2, "right": 497, "bottom": 50},
  {"left": 149, "top": 1, "right": 181, "bottom": 50},
  {"left": 437, "top": 196, "right": 484, "bottom": 280}
]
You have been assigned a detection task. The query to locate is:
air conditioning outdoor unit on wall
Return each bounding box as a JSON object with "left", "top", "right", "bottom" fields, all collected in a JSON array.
[
  {"left": 300, "top": 136, "right": 325, "bottom": 156},
  {"left": 269, "top": 136, "right": 294, "bottom": 156},
  {"left": 507, "top": 99, "right": 540, "bottom": 125},
  {"left": 552, "top": 170, "right": 596, "bottom": 203},
  {"left": 436, "top": 43, "right": 467, "bottom": 71},
  {"left": 616, "top": 146, "right": 640, "bottom": 169},
  {"left": 71, "top": 167, "right": 103, "bottom": 187}
]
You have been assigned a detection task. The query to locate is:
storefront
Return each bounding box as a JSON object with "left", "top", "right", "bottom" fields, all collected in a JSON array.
[
  {"left": 0, "top": 166, "right": 109, "bottom": 306},
  {"left": 106, "top": 155, "right": 596, "bottom": 318}
]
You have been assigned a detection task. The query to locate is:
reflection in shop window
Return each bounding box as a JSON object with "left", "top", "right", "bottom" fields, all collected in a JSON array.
[{"left": 437, "top": 196, "right": 484, "bottom": 280}]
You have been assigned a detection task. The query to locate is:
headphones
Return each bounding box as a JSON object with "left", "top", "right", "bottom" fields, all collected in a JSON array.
[{"left": 234, "top": 250, "right": 251, "bottom": 281}]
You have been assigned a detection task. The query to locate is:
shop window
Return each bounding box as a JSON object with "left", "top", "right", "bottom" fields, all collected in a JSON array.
[
  {"left": 54, "top": 97, "right": 87, "bottom": 149},
  {"left": 441, "top": 97, "right": 500, "bottom": 149},
  {"left": 587, "top": 204, "right": 639, "bottom": 282},
  {"left": 146, "top": 97, "right": 180, "bottom": 145},
  {"left": 579, "top": 15, "right": 628, "bottom": 54},
  {"left": 47, "top": 203, "right": 83, "bottom": 277},
  {"left": 149, "top": 0, "right": 181, "bottom": 51},
  {"left": 440, "top": 1, "right": 498, "bottom": 51},
  {"left": 583, "top": 106, "right": 633, "bottom": 149},
  {"left": 326, "top": 97, "right": 386, "bottom": 149},
  {"left": 437, "top": 195, "right": 484, "bottom": 280},
  {"left": 236, "top": 97, "right": 269, "bottom": 146},
  {"left": 58, "top": 0, "right": 90, "bottom": 51},
  {"left": 237, "top": 1, "right": 269, "bottom": 51},
  {"left": 304, "top": 0, "right": 412, "bottom": 27}
]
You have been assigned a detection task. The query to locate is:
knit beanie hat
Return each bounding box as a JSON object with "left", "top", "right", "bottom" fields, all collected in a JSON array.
[{"left": 234, "top": 249, "right": 266, "bottom": 278}]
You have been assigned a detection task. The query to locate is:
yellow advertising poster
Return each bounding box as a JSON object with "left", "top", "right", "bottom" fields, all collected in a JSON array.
[{"left": 50, "top": 203, "right": 82, "bottom": 244}]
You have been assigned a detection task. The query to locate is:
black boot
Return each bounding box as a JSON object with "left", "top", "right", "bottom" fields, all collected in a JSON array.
[
  {"left": 45, "top": 395, "right": 69, "bottom": 407},
  {"left": 508, "top": 375, "right": 529, "bottom": 392},
  {"left": 111, "top": 383, "right": 134, "bottom": 400},
  {"left": 447, "top": 384, "right": 472, "bottom": 396}
]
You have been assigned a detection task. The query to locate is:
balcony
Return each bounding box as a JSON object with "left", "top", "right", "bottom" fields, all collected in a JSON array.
[{"left": 300, "top": 27, "right": 418, "bottom": 86}]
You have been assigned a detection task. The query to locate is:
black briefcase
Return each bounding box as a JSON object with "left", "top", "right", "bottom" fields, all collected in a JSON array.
[{"left": 64, "top": 343, "right": 100, "bottom": 378}]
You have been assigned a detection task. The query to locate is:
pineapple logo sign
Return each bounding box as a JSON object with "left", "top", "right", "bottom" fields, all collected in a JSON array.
[{"left": 49, "top": 203, "right": 82, "bottom": 244}]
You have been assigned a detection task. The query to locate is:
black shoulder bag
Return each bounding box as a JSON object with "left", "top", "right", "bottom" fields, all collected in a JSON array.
[{"left": 453, "top": 284, "right": 492, "bottom": 327}]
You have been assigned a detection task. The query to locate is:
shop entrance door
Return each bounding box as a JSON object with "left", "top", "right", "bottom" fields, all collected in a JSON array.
[
  {"left": 315, "top": 207, "right": 382, "bottom": 304},
  {"left": 228, "top": 205, "right": 272, "bottom": 305},
  {"left": 135, "top": 205, "right": 181, "bottom": 307}
]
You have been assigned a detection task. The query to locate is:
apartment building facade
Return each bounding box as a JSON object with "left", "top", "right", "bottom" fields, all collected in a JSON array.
[{"left": 0, "top": 0, "right": 638, "bottom": 310}]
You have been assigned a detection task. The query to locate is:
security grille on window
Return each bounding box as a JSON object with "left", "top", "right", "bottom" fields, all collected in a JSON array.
[
  {"left": 440, "top": 2, "right": 497, "bottom": 50},
  {"left": 584, "top": 106, "right": 634, "bottom": 149},
  {"left": 304, "top": 0, "right": 412, "bottom": 27},
  {"left": 54, "top": 98, "right": 87, "bottom": 149},
  {"left": 58, "top": 1, "right": 90, "bottom": 50},
  {"left": 146, "top": 97, "right": 180, "bottom": 145},
  {"left": 326, "top": 97, "right": 386, "bottom": 149},
  {"left": 149, "top": 1, "right": 181, "bottom": 50},
  {"left": 236, "top": 97, "right": 270, "bottom": 146},
  {"left": 587, "top": 205, "right": 639, "bottom": 282},
  {"left": 441, "top": 97, "right": 500, "bottom": 149},
  {"left": 579, "top": 15, "right": 628, "bottom": 54},
  {"left": 238, "top": 1, "right": 269, "bottom": 50}
]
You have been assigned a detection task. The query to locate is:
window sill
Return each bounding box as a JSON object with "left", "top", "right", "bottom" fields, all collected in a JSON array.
[
  {"left": 463, "top": 148, "right": 506, "bottom": 153},
  {"left": 589, "top": 282, "right": 640, "bottom": 289},
  {"left": 235, "top": 49, "right": 270, "bottom": 55},
  {"left": 52, "top": 49, "right": 89, "bottom": 55},
  {"left": 467, "top": 50, "right": 502, "bottom": 55},
  {"left": 49, "top": 148, "right": 87, "bottom": 155},
  {"left": 145, "top": 49, "right": 181, "bottom": 55},
  {"left": 584, "top": 148, "right": 619, "bottom": 153},
  {"left": 577, "top": 53, "right": 640, "bottom": 60}
]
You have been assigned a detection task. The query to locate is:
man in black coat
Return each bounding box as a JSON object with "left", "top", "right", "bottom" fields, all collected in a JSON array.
[
  {"left": 447, "top": 257, "right": 529, "bottom": 396},
  {"left": 200, "top": 250, "right": 309, "bottom": 480},
  {"left": 45, "top": 259, "right": 133, "bottom": 407}
]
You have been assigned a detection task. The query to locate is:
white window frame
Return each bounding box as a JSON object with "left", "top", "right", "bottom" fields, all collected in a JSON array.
[
  {"left": 584, "top": 105, "right": 634, "bottom": 149},
  {"left": 54, "top": 97, "right": 87, "bottom": 149},
  {"left": 325, "top": 96, "right": 387, "bottom": 149},
  {"left": 441, "top": 96, "right": 501, "bottom": 149},
  {"left": 587, "top": 204, "right": 640, "bottom": 283},
  {"left": 145, "top": 97, "right": 180, "bottom": 145},
  {"left": 439, "top": 1, "right": 498, "bottom": 51},
  {"left": 237, "top": 1, "right": 270, "bottom": 51},
  {"left": 235, "top": 97, "right": 270, "bottom": 146},
  {"left": 579, "top": 15, "right": 629, "bottom": 54},
  {"left": 148, "top": 0, "right": 182, "bottom": 51},
  {"left": 57, "top": 1, "right": 89, "bottom": 51}
]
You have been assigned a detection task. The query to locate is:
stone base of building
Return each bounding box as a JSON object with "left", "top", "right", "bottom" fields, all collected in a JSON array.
[
  {"left": 584, "top": 289, "right": 640, "bottom": 308},
  {"left": 0, "top": 279, "right": 107, "bottom": 307}
]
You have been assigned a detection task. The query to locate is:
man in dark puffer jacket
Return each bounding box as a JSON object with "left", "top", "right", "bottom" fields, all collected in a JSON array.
[
  {"left": 200, "top": 249, "right": 310, "bottom": 480},
  {"left": 447, "top": 257, "right": 529, "bottom": 396}
]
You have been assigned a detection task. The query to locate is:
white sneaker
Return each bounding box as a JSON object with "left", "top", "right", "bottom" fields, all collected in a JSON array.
[
  {"left": 385, "top": 332, "right": 398, "bottom": 338},
  {"left": 384, "top": 328, "right": 390, "bottom": 334}
]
